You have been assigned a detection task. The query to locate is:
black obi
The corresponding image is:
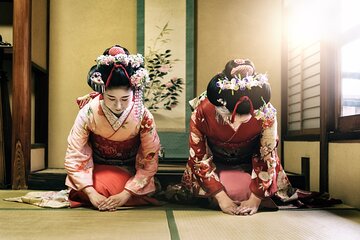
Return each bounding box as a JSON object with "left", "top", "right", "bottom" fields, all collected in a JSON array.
[{"left": 207, "top": 134, "right": 260, "bottom": 168}]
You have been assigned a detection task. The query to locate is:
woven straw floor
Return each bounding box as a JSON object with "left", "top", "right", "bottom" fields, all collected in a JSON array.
[{"left": 1, "top": 190, "right": 359, "bottom": 240}]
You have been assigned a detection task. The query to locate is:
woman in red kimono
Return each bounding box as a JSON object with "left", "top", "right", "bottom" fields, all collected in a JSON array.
[
  {"left": 64, "top": 45, "right": 161, "bottom": 211},
  {"left": 174, "top": 59, "right": 298, "bottom": 215}
]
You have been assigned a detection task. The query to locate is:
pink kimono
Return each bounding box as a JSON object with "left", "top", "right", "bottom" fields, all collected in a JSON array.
[{"left": 64, "top": 93, "right": 160, "bottom": 207}]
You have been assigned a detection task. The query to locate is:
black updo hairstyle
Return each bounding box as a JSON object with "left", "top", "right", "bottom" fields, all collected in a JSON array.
[
  {"left": 207, "top": 59, "right": 271, "bottom": 115},
  {"left": 87, "top": 44, "right": 140, "bottom": 91}
]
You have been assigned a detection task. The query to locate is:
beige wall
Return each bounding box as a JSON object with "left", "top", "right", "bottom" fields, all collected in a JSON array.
[
  {"left": 31, "top": 0, "right": 47, "bottom": 70},
  {"left": 284, "top": 141, "right": 360, "bottom": 208},
  {"left": 284, "top": 141, "right": 320, "bottom": 192},
  {"left": 0, "top": 2, "right": 12, "bottom": 45},
  {"left": 48, "top": 0, "right": 136, "bottom": 168},
  {"left": 329, "top": 143, "right": 360, "bottom": 208}
]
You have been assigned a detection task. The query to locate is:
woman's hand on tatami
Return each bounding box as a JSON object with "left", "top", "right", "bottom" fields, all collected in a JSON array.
[
  {"left": 235, "top": 193, "right": 261, "bottom": 216},
  {"left": 98, "top": 190, "right": 131, "bottom": 211},
  {"left": 214, "top": 191, "right": 239, "bottom": 215},
  {"left": 82, "top": 186, "right": 107, "bottom": 209}
]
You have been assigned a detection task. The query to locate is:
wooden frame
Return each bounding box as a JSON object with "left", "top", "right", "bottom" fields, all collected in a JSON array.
[{"left": 11, "top": 0, "right": 31, "bottom": 189}]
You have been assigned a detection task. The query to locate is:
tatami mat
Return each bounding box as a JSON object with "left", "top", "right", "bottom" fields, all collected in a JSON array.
[
  {"left": 0, "top": 208, "right": 171, "bottom": 240},
  {"left": 173, "top": 209, "right": 360, "bottom": 240},
  {"left": 1, "top": 190, "right": 359, "bottom": 240}
]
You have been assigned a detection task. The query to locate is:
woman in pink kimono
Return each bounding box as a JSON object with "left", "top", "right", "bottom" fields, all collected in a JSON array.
[
  {"left": 169, "top": 59, "right": 304, "bottom": 215},
  {"left": 65, "top": 45, "right": 160, "bottom": 211}
]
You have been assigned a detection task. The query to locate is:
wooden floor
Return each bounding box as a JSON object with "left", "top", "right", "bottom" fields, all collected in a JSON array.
[{"left": 1, "top": 190, "right": 359, "bottom": 240}]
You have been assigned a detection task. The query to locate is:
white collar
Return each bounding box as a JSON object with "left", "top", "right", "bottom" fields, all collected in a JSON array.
[{"left": 100, "top": 100, "right": 134, "bottom": 131}]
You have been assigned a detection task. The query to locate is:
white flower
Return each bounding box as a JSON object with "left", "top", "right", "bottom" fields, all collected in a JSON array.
[
  {"left": 251, "top": 170, "right": 258, "bottom": 179},
  {"left": 216, "top": 73, "right": 269, "bottom": 92},
  {"left": 258, "top": 171, "right": 271, "bottom": 181},
  {"left": 189, "top": 147, "right": 195, "bottom": 158},
  {"left": 191, "top": 132, "right": 201, "bottom": 144}
]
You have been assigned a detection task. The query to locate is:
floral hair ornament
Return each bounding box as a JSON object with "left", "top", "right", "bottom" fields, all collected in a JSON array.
[
  {"left": 95, "top": 46, "right": 150, "bottom": 90},
  {"left": 254, "top": 97, "right": 277, "bottom": 128},
  {"left": 91, "top": 46, "right": 151, "bottom": 118},
  {"left": 90, "top": 72, "right": 105, "bottom": 93},
  {"left": 216, "top": 73, "right": 269, "bottom": 95}
]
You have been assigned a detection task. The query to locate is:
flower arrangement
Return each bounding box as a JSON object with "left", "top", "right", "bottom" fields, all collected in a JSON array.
[{"left": 143, "top": 23, "right": 184, "bottom": 111}]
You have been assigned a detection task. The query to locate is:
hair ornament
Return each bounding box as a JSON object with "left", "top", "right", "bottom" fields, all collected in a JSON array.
[
  {"left": 253, "top": 98, "right": 277, "bottom": 128},
  {"left": 92, "top": 46, "right": 149, "bottom": 92},
  {"left": 216, "top": 98, "right": 227, "bottom": 106},
  {"left": 96, "top": 53, "right": 144, "bottom": 68},
  {"left": 217, "top": 73, "right": 269, "bottom": 95},
  {"left": 130, "top": 68, "right": 150, "bottom": 89},
  {"left": 90, "top": 72, "right": 105, "bottom": 93}
]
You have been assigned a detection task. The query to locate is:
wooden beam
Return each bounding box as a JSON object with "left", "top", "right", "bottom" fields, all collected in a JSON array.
[{"left": 11, "top": 0, "right": 31, "bottom": 189}]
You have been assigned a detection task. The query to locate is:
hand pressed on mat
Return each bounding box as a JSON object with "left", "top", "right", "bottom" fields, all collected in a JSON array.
[
  {"left": 214, "top": 190, "right": 239, "bottom": 215},
  {"left": 98, "top": 190, "right": 131, "bottom": 211},
  {"left": 235, "top": 193, "right": 261, "bottom": 216},
  {"left": 83, "top": 186, "right": 107, "bottom": 209}
]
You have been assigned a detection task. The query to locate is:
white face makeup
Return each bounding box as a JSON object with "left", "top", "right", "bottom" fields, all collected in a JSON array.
[{"left": 103, "top": 87, "right": 133, "bottom": 117}]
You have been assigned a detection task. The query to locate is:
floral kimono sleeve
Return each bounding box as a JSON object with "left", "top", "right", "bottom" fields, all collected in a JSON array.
[
  {"left": 182, "top": 108, "right": 224, "bottom": 197},
  {"left": 251, "top": 102, "right": 279, "bottom": 198},
  {"left": 125, "top": 109, "right": 160, "bottom": 195},
  {"left": 64, "top": 105, "right": 95, "bottom": 191}
]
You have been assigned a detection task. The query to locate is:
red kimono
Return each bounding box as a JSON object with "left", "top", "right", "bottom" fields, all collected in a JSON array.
[{"left": 181, "top": 98, "right": 293, "bottom": 201}]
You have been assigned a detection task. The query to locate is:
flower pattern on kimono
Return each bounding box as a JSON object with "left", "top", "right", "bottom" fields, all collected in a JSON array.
[
  {"left": 140, "top": 113, "right": 154, "bottom": 134},
  {"left": 189, "top": 147, "right": 196, "bottom": 158},
  {"left": 145, "top": 152, "right": 156, "bottom": 161},
  {"left": 74, "top": 159, "right": 92, "bottom": 173},
  {"left": 181, "top": 165, "right": 193, "bottom": 189},
  {"left": 193, "top": 158, "right": 219, "bottom": 182},
  {"left": 191, "top": 132, "right": 201, "bottom": 145},
  {"left": 191, "top": 109, "right": 198, "bottom": 123},
  {"left": 133, "top": 177, "right": 148, "bottom": 188},
  {"left": 136, "top": 160, "right": 145, "bottom": 169},
  {"left": 259, "top": 180, "right": 272, "bottom": 191},
  {"left": 258, "top": 171, "right": 271, "bottom": 181},
  {"left": 260, "top": 143, "right": 274, "bottom": 159},
  {"left": 277, "top": 170, "right": 291, "bottom": 190}
]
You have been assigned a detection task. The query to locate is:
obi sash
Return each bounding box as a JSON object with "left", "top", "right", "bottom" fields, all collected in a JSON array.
[
  {"left": 90, "top": 133, "right": 141, "bottom": 166},
  {"left": 207, "top": 134, "right": 260, "bottom": 167}
]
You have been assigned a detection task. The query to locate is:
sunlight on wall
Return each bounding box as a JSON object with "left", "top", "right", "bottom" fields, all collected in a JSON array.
[
  {"left": 286, "top": 0, "right": 334, "bottom": 45},
  {"left": 284, "top": 141, "right": 320, "bottom": 191},
  {"left": 329, "top": 143, "right": 360, "bottom": 208}
]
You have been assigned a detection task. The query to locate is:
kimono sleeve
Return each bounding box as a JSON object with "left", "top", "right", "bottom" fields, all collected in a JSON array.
[
  {"left": 125, "top": 109, "right": 160, "bottom": 195},
  {"left": 251, "top": 102, "right": 279, "bottom": 198},
  {"left": 185, "top": 107, "right": 224, "bottom": 197},
  {"left": 64, "top": 105, "right": 95, "bottom": 191}
]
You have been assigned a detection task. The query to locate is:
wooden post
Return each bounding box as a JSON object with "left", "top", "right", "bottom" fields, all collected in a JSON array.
[
  {"left": 0, "top": 72, "right": 4, "bottom": 187},
  {"left": 12, "top": 0, "right": 32, "bottom": 189}
]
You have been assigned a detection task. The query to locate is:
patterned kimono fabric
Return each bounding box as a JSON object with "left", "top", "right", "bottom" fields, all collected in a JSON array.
[
  {"left": 180, "top": 99, "right": 296, "bottom": 205},
  {"left": 65, "top": 95, "right": 160, "bottom": 208},
  {"left": 68, "top": 135, "right": 152, "bottom": 207}
]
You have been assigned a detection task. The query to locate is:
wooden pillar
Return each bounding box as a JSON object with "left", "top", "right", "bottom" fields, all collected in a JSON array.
[{"left": 12, "top": 0, "right": 31, "bottom": 189}]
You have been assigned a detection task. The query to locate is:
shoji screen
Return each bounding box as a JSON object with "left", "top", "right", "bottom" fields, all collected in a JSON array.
[{"left": 287, "top": 40, "right": 321, "bottom": 133}]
